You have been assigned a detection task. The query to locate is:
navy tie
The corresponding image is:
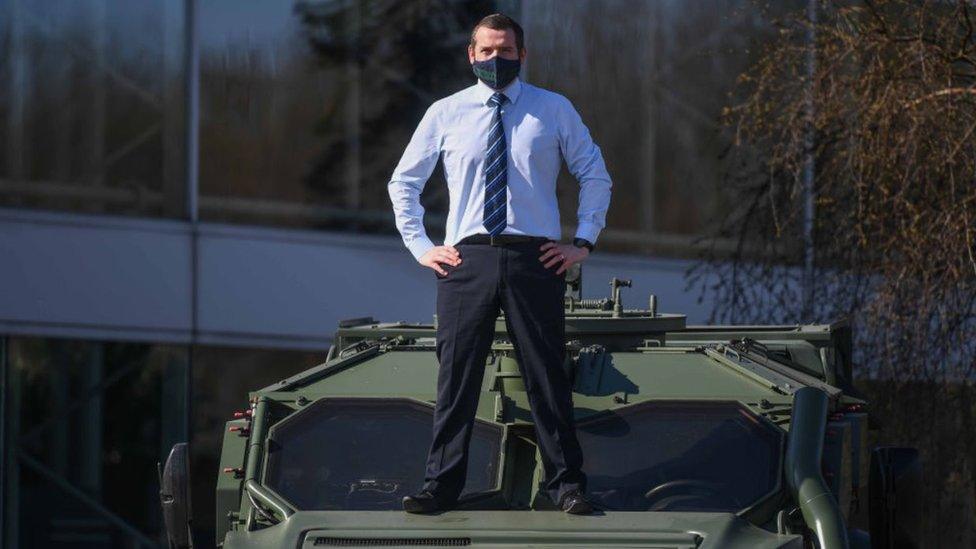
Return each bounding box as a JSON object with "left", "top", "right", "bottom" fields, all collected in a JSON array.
[{"left": 483, "top": 92, "right": 509, "bottom": 235}]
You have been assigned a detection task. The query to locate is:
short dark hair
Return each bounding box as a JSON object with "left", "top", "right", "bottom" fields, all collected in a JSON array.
[{"left": 470, "top": 13, "right": 524, "bottom": 52}]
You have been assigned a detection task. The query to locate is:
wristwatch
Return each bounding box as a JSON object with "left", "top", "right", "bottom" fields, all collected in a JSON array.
[{"left": 572, "top": 237, "right": 594, "bottom": 253}]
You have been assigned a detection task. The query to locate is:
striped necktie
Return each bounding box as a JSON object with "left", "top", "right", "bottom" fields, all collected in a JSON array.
[{"left": 483, "top": 91, "right": 509, "bottom": 236}]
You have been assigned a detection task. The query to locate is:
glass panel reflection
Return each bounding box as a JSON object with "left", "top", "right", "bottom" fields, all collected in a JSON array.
[
  {"left": 523, "top": 0, "right": 800, "bottom": 249},
  {"left": 577, "top": 400, "right": 783, "bottom": 512},
  {"left": 195, "top": 1, "right": 797, "bottom": 256},
  {"left": 199, "top": 0, "right": 490, "bottom": 234},
  {"left": 0, "top": 0, "right": 187, "bottom": 218},
  {"left": 2, "top": 0, "right": 802, "bottom": 255},
  {"left": 4, "top": 337, "right": 188, "bottom": 548},
  {"left": 264, "top": 398, "right": 502, "bottom": 510}
]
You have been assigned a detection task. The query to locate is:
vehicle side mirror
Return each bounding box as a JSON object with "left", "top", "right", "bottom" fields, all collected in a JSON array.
[
  {"left": 869, "top": 446, "right": 922, "bottom": 549},
  {"left": 159, "top": 442, "right": 194, "bottom": 549}
]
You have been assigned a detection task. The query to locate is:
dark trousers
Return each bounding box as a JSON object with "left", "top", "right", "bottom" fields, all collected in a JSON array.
[{"left": 422, "top": 237, "right": 586, "bottom": 506}]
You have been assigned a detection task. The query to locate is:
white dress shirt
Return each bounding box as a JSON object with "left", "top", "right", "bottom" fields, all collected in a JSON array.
[{"left": 388, "top": 76, "right": 613, "bottom": 261}]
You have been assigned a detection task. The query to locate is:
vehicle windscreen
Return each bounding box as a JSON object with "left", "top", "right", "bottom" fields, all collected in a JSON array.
[
  {"left": 263, "top": 398, "right": 502, "bottom": 510},
  {"left": 576, "top": 400, "right": 783, "bottom": 512}
]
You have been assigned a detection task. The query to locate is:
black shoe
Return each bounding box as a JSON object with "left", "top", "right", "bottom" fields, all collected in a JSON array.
[
  {"left": 402, "top": 490, "right": 456, "bottom": 514},
  {"left": 558, "top": 489, "right": 594, "bottom": 515}
]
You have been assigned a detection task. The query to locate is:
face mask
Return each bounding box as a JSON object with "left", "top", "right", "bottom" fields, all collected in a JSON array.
[{"left": 471, "top": 56, "right": 521, "bottom": 90}]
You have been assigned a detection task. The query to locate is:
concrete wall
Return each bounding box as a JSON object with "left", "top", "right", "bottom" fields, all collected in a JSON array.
[{"left": 0, "top": 208, "right": 714, "bottom": 350}]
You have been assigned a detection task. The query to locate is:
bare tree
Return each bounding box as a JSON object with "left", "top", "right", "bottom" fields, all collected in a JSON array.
[{"left": 688, "top": 0, "right": 976, "bottom": 543}]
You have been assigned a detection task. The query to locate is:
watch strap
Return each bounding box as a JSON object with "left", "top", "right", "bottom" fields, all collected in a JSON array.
[{"left": 573, "top": 237, "right": 594, "bottom": 252}]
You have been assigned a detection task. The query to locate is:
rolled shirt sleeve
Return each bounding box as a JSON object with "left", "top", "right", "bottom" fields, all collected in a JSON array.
[
  {"left": 388, "top": 102, "right": 443, "bottom": 262},
  {"left": 556, "top": 97, "right": 613, "bottom": 245}
]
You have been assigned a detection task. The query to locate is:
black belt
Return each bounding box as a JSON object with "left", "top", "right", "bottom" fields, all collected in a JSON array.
[{"left": 456, "top": 233, "right": 552, "bottom": 246}]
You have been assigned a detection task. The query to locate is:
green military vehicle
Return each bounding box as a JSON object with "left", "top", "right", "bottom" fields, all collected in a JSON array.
[{"left": 160, "top": 268, "right": 922, "bottom": 549}]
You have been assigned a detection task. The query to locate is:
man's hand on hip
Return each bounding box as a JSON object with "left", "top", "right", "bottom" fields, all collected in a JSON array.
[
  {"left": 539, "top": 241, "right": 589, "bottom": 275},
  {"left": 420, "top": 245, "right": 461, "bottom": 276}
]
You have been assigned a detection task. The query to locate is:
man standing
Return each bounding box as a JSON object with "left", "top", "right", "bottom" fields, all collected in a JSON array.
[{"left": 387, "top": 13, "right": 612, "bottom": 515}]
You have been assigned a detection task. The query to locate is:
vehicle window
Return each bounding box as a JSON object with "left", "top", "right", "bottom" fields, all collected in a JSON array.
[
  {"left": 263, "top": 398, "right": 502, "bottom": 510},
  {"left": 576, "top": 400, "right": 783, "bottom": 512}
]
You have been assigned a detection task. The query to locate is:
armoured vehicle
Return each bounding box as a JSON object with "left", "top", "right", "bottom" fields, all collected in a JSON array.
[{"left": 160, "top": 269, "right": 922, "bottom": 549}]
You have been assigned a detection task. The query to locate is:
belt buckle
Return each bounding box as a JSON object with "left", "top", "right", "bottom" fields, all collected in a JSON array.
[{"left": 490, "top": 234, "right": 500, "bottom": 246}]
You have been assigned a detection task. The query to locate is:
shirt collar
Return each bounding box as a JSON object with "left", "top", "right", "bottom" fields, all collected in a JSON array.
[{"left": 474, "top": 75, "right": 522, "bottom": 106}]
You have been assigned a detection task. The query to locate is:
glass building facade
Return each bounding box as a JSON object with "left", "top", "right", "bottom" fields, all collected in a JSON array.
[
  {"left": 2, "top": 0, "right": 795, "bottom": 252},
  {"left": 1, "top": 1, "right": 794, "bottom": 547}
]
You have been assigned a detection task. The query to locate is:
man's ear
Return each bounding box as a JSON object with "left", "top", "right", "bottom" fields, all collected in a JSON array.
[
  {"left": 467, "top": 44, "right": 475, "bottom": 64},
  {"left": 519, "top": 47, "right": 527, "bottom": 63}
]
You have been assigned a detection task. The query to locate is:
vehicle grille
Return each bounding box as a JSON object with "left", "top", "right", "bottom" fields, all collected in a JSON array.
[{"left": 312, "top": 537, "right": 471, "bottom": 547}]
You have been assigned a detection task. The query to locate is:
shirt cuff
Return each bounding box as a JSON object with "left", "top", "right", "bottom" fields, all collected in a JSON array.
[
  {"left": 574, "top": 222, "right": 603, "bottom": 246},
  {"left": 406, "top": 236, "right": 436, "bottom": 262}
]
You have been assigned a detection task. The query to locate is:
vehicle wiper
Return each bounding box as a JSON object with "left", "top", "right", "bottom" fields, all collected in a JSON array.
[
  {"left": 730, "top": 337, "right": 824, "bottom": 378},
  {"left": 696, "top": 341, "right": 842, "bottom": 399},
  {"left": 726, "top": 338, "right": 842, "bottom": 399}
]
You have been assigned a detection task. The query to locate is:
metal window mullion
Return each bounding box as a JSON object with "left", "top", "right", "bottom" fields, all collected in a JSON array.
[{"left": 185, "top": 0, "right": 200, "bottom": 461}]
